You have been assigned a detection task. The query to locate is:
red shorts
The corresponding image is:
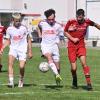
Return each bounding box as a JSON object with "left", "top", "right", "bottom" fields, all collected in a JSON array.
[{"left": 68, "top": 47, "right": 86, "bottom": 63}]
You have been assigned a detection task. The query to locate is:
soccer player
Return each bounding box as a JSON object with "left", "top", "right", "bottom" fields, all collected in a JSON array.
[
  {"left": 37, "top": 9, "right": 63, "bottom": 85},
  {"left": 0, "top": 25, "right": 6, "bottom": 72},
  {"left": 64, "top": 9, "right": 100, "bottom": 90},
  {"left": 0, "top": 13, "right": 33, "bottom": 88}
]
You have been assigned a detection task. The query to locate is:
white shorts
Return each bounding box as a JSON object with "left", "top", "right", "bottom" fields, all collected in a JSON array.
[
  {"left": 9, "top": 48, "right": 27, "bottom": 61},
  {"left": 41, "top": 44, "right": 60, "bottom": 62}
]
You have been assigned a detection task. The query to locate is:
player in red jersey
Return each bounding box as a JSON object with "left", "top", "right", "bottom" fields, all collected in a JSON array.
[
  {"left": 64, "top": 9, "right": 100, "bottom": 90},
  {"left": 0, "top": 25, "right": 6, "bottom": 72}
]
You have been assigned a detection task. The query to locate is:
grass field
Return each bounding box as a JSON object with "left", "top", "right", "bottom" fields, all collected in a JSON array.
[{"left": 0, "top": 47, "right": 100, "bottom": 100}]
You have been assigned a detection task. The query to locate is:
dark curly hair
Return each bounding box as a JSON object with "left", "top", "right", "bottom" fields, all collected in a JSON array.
[
  {"left": 44, "top": 9, "right": 56, "bottom": 18},
  {"left": 76, "top": 9, "right": 85, "bottom": 16}
]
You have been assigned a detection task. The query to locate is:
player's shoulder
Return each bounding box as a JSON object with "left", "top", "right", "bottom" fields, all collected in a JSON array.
[
  {"left": 39, "top": 19, "right": 46, "bottom": 24},
  {"left": 20, "top": 24, "right": 28, "bottom": 30},
  {"left": 0, "top": 26, "right": 5, "bottom": 31},
  {"left": 68, "top": 18, "right": 76, "bottom": 23},
  {"left": 0, "top": 25, "right": 5, "bottom": 28},
  {"left": 7, "top": 26, "right": 13, "bottom": 30},
  {"left": 85, "top": 18, "right": 92, "bottom": 22},
  {"left": 21, "top": 24, "right": 27, "bottom": 29},
  {"left": 55, "top": 21, "right": 63, "bottom": 27},
  {"left": 55, "top": 21, "right": 62, "bottom": 25}
]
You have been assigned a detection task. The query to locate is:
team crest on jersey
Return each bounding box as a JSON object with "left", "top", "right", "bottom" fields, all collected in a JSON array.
[{"left": 68, "top": 24, "right": 77, "bottom": 32}]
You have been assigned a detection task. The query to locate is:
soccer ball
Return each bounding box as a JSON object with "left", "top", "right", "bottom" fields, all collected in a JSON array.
[{"left": 39, "top": 62, "right": 49, "bottom": 73}]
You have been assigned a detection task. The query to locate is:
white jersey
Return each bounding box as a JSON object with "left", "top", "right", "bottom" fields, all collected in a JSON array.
[
  {"left": 39, "top": 20, "right": 64, "bottom": 45},
  {"left": 6, "top": 25, "right": 29, "bottom": 52}
]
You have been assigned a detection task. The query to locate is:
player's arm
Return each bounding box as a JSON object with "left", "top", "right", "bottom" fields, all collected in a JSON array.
[
  {"left": 37, "top": 24, "right": 42, "bottom": 42},
  {"left": 88, "top": 19, "right": 100, "bottom": 30},
  {"left": 64, "top": 31, "right": 79, "bottom": 43},
  {"left": 27, "top": 34, "right": 33, "bottom": 59},
  {"left": 0, "top": 28, "right": 11, "bottom": 54},
  {"left": 0, "top": 38, "right": 10, "bottom": 54},
  {"left": 37, "top": 26, "right": 42, "bottom": 38},
  {"left": 94, "top": 23, "right": 100, "bottom": 30},
  {"left": 64, "top": 20, "right": 79, "bottom": 43}
]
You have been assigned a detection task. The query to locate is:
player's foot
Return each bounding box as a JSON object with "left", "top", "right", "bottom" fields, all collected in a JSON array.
[
  {"left": 0, "top": 64, "right": 2, "bottom": 72},
  {"left": 8, "top": 81, "right": 14, "bottom": 88},
  {"left": 87, "top": 84, "right": 93, "bottom": 91},
  {"left": 56, "top": 74, "right": 62, "bottom": 86},
  {"left": 72, "top": 77, "right": 78, "bottom": 89},
  {"left": 18, "top": 79, "right": 24, "bottom": 88}
]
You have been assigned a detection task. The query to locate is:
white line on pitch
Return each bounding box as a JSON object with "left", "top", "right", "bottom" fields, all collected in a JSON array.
[
  {"left": 0, "top": 90, "right": 99, "bottom": 96},
  {"left": 0, "top": 83, "right": 100, "bottom": 86}
]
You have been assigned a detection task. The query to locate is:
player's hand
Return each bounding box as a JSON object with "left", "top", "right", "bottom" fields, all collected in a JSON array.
[
  {"left": 72, "top": 38, "right": 79, "bottom": 43},
  {"left": 0, "top": 48, "right": 3, "bottom": 55}
]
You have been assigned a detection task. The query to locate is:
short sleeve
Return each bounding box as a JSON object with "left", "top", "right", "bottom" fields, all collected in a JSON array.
[
  {"left": 57, "top": 25, "right": 64, "bottom": 36},
  {"left": 86, "top": 19, "right": 95, "bottom": 26},
  {"left": 64, "top": 20, "right": 71, "bottom": 32}
]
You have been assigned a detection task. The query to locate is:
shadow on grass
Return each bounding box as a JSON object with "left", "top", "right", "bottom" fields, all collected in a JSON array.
[
  {"left": 43, "top": 84, "right": 63, "bottom": 90},
  {"left": 0, "top": 70, "right": 8, "bottom": 73},
  {"left": 71, "top": 85, "right": 92, "bottom": 91},
  {"left": 14, "top": 83, "right": 37, "bottom": 87}
]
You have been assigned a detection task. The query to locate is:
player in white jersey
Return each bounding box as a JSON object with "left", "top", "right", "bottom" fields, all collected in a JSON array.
[
  {"left": 0, "top": 13, "right": 33, "bottom": 88},
  {"left": 38, "top": 9, "right": 64, "bottom": 85}
]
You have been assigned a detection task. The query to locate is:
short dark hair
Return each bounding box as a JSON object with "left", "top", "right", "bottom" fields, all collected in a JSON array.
[
  {"left": 44, "top": 9, "right": 56, "bottom": 18},
  {"left": 76, "top": 9, "right": 85, "bottom": 16}
]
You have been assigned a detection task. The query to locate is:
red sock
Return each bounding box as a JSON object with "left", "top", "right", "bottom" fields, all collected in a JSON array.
[{"left": 83, "top": 66, "right": 91, "bottom": 84}]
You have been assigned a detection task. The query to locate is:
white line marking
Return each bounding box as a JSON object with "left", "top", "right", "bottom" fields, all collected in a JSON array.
[
  {"left": 0, "top": 90, "right": 99, "bottom": 96},
  {"left": 0, "top": 83, "right": 100, "bottom": 86},
  {"left": 0, "top": 83, "right": 99, "bottom": 96}
]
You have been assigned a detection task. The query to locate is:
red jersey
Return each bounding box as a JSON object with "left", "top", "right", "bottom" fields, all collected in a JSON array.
[
  {"left": 0, "top": 26, "right": 5, "bottom": 49},
  {"left": 64, "top": 19, "right": 94, "bottom": 47}
]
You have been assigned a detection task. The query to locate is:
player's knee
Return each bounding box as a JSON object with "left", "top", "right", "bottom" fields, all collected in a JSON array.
[
  {"left": 81, "top": 63, "right": 87, "bottom": 67},
  {"left": 53, "top": 57, "right": 59, "bottom": 62},
  {"left": 53, "top": 55, "right": 59, "bottom": 62}
]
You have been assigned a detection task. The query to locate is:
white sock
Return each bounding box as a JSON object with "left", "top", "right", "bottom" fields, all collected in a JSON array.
[
  {"left": 9, "top": 76, "right": 14, "bottom": 83},
  {"left": 49, "top": 63, "right": 58, "bottom": 75}
]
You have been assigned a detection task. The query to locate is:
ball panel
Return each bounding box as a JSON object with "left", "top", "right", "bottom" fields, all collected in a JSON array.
[{"left": 39, "top": 62, "right": 49, "bottom": 72}]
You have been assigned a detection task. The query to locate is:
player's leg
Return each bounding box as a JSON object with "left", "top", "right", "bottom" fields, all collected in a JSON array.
[
  {"left": 70, "top": 62, "right": 78, "bottom": 88},
  {"left": 18, "top": 51, "right": 27, "bottom": 87},
  {"left": 0, "top": 54, "right": 2, "bottom": 72},
  {"left": 0, "top": 45, "right": 3, "bottom": 72},
  {"left": 53, "top": 51, "right": 62, "bottom": 85},
  {"left": 54, "top": 61, "right": 60, "bottom": 74},
  {"left": 41, "top": 45, "right": 59, "bottom": 75},
  {"left": 53, "top": 44, "right": 60, "bottom": 74},
  {"left": 79, "top": 55, "right": 92, "bottom": 90},
  {"left": 18, "top": 60, "right": 26, "bottom": 87},
  {"left": 44, "top": 53, "right": 59, "bottom": 75},
  {"left": 41, "top": 45, "right": 62, "bottom": 85},
  {"left": 68, "top": 47, "right": 78, "bottom": 88},
  {"left": 8, "top": 55, "right": 15, "bottom": 87},
  {"left": 44, "top": 53, "right": 62, "bottom": 85}
]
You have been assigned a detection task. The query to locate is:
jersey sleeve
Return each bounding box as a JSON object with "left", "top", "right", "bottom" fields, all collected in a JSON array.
[
  {"left": 57, "top": 24, "right": 64, "bottom": 36},
  {"left": 86, "top": 19, "right": 95, "bottom": 26},
  {"left": 64, "top": 20, "right": 71, "bottom": 32}
]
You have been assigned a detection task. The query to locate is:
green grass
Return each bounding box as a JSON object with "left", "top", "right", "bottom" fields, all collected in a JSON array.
[{"left": 0, "top": 47, "right": 100, "bottom": 100}]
